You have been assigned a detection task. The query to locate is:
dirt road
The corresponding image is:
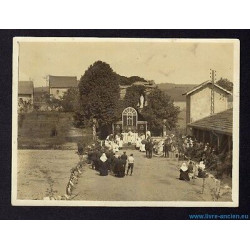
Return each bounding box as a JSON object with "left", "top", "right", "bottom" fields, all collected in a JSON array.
[
  {"left": 74, "top": 149, "right": 217, "bottom": 202},
  {"left": 17, "top": 149, "right": 231, "bottom": 202}
]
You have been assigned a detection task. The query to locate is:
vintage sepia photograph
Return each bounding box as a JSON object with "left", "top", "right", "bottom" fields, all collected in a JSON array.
[{"left": 12, "top": 38, "right": 239, "bottom": 206}]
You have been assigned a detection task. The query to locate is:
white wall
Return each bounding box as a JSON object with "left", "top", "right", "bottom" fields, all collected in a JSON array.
[
  {"left": 190, "top": 87, "right": 211, "bottom": 123},
  {"left": 214, "top": 89, "right": 228, "bottom": 113},
  {"left": 50, "top": 88, "right": 69, "bottom": 99},
  {"left": 190, "top": 86, "right": 229, "bottom": 123}
]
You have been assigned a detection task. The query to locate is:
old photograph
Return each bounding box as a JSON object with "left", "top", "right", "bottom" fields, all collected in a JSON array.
[{"left": 12, "top": 38, "right": 239, "bottom": 206}]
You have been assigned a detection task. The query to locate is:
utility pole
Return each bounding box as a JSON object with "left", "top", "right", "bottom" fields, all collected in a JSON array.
[{"left": 210, "top": 69, "right": 216, "bottom": 115}]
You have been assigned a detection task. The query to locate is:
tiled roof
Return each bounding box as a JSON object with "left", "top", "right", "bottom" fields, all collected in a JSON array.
[
  {"left": 188, "top": 109, "right": 233, "bottom": 135},
  {"left": 49, "top": 75, "right": 78, "bottom": 88},
  {"left": 18, "top": 81, "right": 34, "bottom": 95}
]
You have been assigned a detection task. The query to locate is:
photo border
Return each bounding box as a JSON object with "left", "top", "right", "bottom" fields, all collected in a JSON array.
[{"left": 12, "top": 37, "right": 240, "bottom": 207}]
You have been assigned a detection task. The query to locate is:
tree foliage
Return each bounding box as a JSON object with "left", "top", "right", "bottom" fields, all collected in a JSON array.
[
  {"left": 141, "top": 88, "right": 180, "bottom": 134},
  {"left": 116, "top": 75, "right": 147, "bottom": 86},
  {"left": 216, "top": 78, "right": 233, "bottom": 92},
  {"left": 123, "top": 85, "right": 146, "bottom": 108},
  {"left": 61, "top": 87, "right": 79, "bottom": 112},
  {"left": 77, "top": 61, "right": 120, "bottom": 129},
  {"left": 123, "top": 85, "right": 180, "bottom": 134}
]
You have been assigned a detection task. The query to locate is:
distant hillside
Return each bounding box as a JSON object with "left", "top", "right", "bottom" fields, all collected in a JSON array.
[
  {"left": 156, "top": 83, "right": 176, "bottom": 90},
  {"left": 117, "top": 75, "right": 147, "bottom": 86},
  {"left": 158, "top": 83, "right": 196, "bottom": 102}
]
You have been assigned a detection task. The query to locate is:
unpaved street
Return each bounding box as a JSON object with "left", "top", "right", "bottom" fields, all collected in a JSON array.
[
  {"left": 17, "top": 149, "right": 231, "bottom": 202},
  {"left": 74, "top": 149, "right": 220, "bottom": 202}
]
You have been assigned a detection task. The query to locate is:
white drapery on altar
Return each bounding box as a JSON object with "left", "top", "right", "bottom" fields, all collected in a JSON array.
[{"left": 122, "top": 132, "right": 138, "bottom": 144}]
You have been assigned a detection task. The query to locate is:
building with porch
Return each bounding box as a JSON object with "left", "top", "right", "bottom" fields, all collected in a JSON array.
[{"left": 187, "top": 109, "right": 232, "bottom": 153}]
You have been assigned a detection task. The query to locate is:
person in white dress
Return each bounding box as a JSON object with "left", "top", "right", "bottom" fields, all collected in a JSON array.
[
  {"left": 140, "top": 143, "right": 146, "bottom": 152},
  {"left": 127, "top": 130, "right": 132, "bottom": 145},
  {"left": 146, "top": 130, "right": 151, "bottom": 139},
  {"left": 158, "top": 140, "right": 164, "bottom": 154},
  {"left": 118, "top": 137, "right": 123, "bottom": 149},
  {"left": 135, "top": 137, "right": 141, "bottom": 149},
  {"left": 141, "top": 134, "right": 145, "bottom": 140}
]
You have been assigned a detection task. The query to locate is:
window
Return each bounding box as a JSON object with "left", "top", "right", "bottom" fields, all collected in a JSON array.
[
  {"left": 128, "top": 115, "right": 133, "bottom": 125},
  {"left": 122, "top": 107, "right": 138, "bottom": 128}
]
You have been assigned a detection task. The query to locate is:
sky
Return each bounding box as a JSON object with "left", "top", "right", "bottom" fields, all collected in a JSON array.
[{"left": 18, "top": 39, "right": 235, "bottom": 87}]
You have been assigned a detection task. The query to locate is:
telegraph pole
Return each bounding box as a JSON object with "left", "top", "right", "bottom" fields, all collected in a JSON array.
[{"left": 210, "top": 69, "right": 216, "bottom": 115}]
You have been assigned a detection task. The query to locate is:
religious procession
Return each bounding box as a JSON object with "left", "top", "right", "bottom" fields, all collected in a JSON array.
[
  {"left": 16, "top": 40, "right": 235, "bottom": 204},
  {"left": 82, "top": 128, "right": 232, "bottom": 184}
]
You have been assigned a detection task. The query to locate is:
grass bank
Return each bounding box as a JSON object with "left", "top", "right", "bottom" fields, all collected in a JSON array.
[{"left": 18, "top": 111, "right": 92, "bottom": 149}]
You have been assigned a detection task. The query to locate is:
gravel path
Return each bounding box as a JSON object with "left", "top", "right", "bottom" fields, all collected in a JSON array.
[
  {"left": 74, "top": 149, "right": 217, "bottom": 202},
  {"left": 17, "top": 149, "right": 232, "bottom": 202}
]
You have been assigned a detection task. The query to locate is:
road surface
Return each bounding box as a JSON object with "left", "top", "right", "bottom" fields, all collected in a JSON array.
[
  {"left": 17, "top": 149, "right": 232, "bottom": 202},
  {"left": 74, "top": 149, "right": 217, "bottom": 202}
]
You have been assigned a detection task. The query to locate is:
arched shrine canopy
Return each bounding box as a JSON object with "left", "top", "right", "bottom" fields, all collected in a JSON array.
[{"left": 112, "top": 107, "right": 147, "bottom": 135}]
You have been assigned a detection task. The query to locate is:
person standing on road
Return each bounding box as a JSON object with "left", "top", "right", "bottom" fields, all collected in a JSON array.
[
  {"left": 116, "top": 156, "right": 125, "bottom": 178},
  {"left": 121, "top": 151, "right": 128, "bottom": 170},
  {"left": 126, "top": 154, "right": 135, "bottom": 176},
  {"left": 163, "top": 138, "right": 169, "bottom": 158},
  {"left": 77, "top": 142, "right": 84, "bottom": 162},
  {"left": 148, "top": 140, "right": 153, "bottom": 159},
  {"left": 145, "top": 139, "right": 150, "bottom": 158},
  {"left": 164, "top": 137, "right": 172, "bottom": 158},
  {"left": 99, "top": 153, "right": 108, "bottom": 176}
]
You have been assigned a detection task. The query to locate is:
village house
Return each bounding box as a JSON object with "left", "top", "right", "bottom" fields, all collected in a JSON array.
[
  {"left": 49, "top": 75, "right": 78, "bottom": 99},
  {"left": 18, "top": 81, "right": 34, "bottom": 103},
  {"left": 185, "top": 80, "right": 232, "bottom": 125},
  {"left": 18, "top": 81, "right": 34, "bottom": 112}
]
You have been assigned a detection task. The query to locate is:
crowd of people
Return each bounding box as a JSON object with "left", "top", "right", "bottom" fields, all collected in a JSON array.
[
  {"left": 133, "top": 132, "right": 179, "bottom": 159},
  {"left": 177, "top": 135, "right": 232, "bottom": 180},
  {"left": 78, "top": 130, "right": 232, "bottom": 182},
  {"left": 86, "top": 140, "right": 135, "bottom": 178},
  {"left": 104, "top": 133, "right": 124, "bottom": 152}
]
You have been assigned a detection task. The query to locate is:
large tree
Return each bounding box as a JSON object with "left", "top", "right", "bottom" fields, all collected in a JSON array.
[
  {"left": 77, "top": 61, "right": 120, "bottom": 136},
  {"left": 142, "top": 88, "right": 180, "bottom": 134},
  {"left": 216, "top": 78, "right": 233, "bottom": 92},
  {"left": 123, "top": 85, "right": 180, "bottom": 135},
  {"left": 61, "top": 87, "right": 79, "bottom": 112},
  {"left": 123, "top": 85, "right": 146, "bottom": 108}
]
